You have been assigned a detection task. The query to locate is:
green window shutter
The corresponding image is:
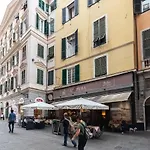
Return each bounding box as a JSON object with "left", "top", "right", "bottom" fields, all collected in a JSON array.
[
  {"left": 48, "top": 70, "right": 54, "bottom": 85},
  {"left": 75, "top": 29, "right": 78, "bottom": 54},
  {"left": 44, "top": 20, "right": 49, "bottom": 36},
  {"left": 74, "top": 0, "right": 79, "bottom": 16},
  {"left": 62, "top": 8, "right": 66, "bottom": 24},
  {"left": 62, "top": 69, "right": 67, "bottom": 85},
  {"left": 37, "top": 69, "right": 43, "bottom": 85},
  {"left": 75, "top": 64, "right": 80, "bottom": 83},
  {"left": 38, "top": 44, "right": 44, "bottom": 58},
  {"left": 46, "top": 4, "right": 49, "bottom": 12},
  {"left": 11, "top": 77, "right": 14, "bottom": 90},
  {"left": 36, "top": 14, "right": 39, "bottom": 29},
  {"left": 37, "top": 69, "right": 40, "bottom": 84},
  {"left": 41, "top": 70, "right": 43, "bottom": 85},
  {"left": 87, "top": 0, "right": 92, "bottom": 7},
  {"left": 54, "top": 0, "right": 57, "bottom": 9},
  {"left": 61, "top": 38, "right": 66, "bottom": 59},
  {"left": 42, "top": 1, "right": 45, "bottom": 11},
  {"left": 39, "top": 0, "right": 42, "bottom": 8},
  {"left": 48, "top": 46, "right": 54, "bottom": 59}
]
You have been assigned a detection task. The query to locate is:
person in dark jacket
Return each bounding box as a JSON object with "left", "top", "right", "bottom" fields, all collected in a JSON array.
[
  {"left": 63, "top": 113, "right": 70, "bottom": 146},
  {"left": 8, "top": 110, "right": 16, "bottom": 133}
]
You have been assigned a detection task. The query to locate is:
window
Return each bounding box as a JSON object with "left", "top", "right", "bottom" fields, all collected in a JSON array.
[
  {"left": 38, "top": 44, "right": 44, "bottom": 58},
  {"left": 61, "top": 30, "right": 78, "bottom": 59},
  {"left": 143, "top": 3, "right": 149, "bottom": 12},
  {"left": 62, "top": 0, "right": 78, "bottom": 24},
  {"left": 39, "top": 18, "right": 44, "bottom": 33},
  {"left": 8, "top": 79, "right": 10, "bottom": 91},
  {"left": 50, "top": 0, "right": 57, "bottom": 12},
  {"left": 22, "top": 45, "right": 26, "bottom": 60},
  {"left": 11, "top": 77, "right": 14, "bottom": 90},
  {"left": 16, "top": 51, "right": 19, "bottom": 65},
  {"left": 94, "top": 55, "right": 107, "bottom": 77},
  {"left": 142, "top": 29, "right": 150, "bottom": 59},
  {"left": 5, "top": 81, "right": 7, "bottom": 93},
  {"left": 39, "top": 0, "right": 45, "bottom": 11},
  {"left": 142, "top": 0, "right": 150, "bottom": 12},
  {"left": 93, "top": 16, "right": 106, "bottom": 48},
  {"left": 87, "top": 0, "right": 99, "bottom": 7},
  {"left": 10, "top": 38, "right": 12, "bottom": 48},
  {"left": 0, "top": 85, "right": 2, "bottom": 95},
  {"left": 20, "top": 22, "right": 23, "bottom": 37},
  {"left": 50, "top": 19, "right": 54, "bottom": 35},
  {"left": 21, "top": 70, "right": 26, "bottom": 85},
  {"left": 46, "top": 4, "right": 49, "bottom": 13},
  {"left": 15, "top": 76, "right": 18, "bottom": 88},
  {"left": 12, "top": 56, "right": 15, "bottom": 66},
  {"left": 48, "top": 46, "right": 54, "bottom": 60},
  {"left": 37, "top": 69, "right": 43, "bottom": 85},
  {"left": 48, "top": 70, "right": 54, "bottom": 85},
  {"left": 10, "top": 24, "right": 13, "bottom": 32},
  {"left": 62, "top": 64, "right": 80, "bottom": 85}
]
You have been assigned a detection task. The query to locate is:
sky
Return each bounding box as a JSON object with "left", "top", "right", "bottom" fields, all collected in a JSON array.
[{"left": 0, "top": 0, "right": 12, "bottom": 24}]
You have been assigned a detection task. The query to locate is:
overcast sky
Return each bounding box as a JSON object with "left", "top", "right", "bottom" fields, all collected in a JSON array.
[{"left": 0, "top": 0, "right": 12, "bottom": 24}]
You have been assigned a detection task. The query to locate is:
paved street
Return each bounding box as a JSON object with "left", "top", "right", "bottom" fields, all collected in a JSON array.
[{"left": 0, "top": 121, "right": 150, "bottom": 150}]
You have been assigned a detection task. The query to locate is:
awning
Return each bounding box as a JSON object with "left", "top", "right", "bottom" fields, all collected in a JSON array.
[{"left": 96, "top": 91, "right": 132, "bottom": 104}]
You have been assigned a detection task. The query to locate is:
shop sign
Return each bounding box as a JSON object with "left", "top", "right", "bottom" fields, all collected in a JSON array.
[
  {"left": 35, "top": 97, "right": 44, "bottom": 102},
  {"left": 53, "top": 73, "right": 133, "bottom": 99}
]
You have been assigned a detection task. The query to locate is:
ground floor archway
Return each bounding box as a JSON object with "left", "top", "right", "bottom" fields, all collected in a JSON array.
[{"left": 144, "top": 97, "right": 150, "bottom": 130}]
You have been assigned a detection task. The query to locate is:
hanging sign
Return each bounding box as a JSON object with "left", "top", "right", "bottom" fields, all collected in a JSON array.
[{"left": 35, "top": 97, "right": 44, "bottom": 102}]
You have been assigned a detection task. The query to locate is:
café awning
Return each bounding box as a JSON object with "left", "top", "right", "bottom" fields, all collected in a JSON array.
[{"left": 96, "top": 91, "right": 132, "bottom": 104}]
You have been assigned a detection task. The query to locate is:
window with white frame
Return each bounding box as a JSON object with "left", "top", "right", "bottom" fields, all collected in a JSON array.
[
  {"left": 21, "top": 69, "right": 26, "bottom": 85},
  {"left": 87, "top": 0, "right": 100, "bottom": 7},
  {"left": 93, "top": 16, "right": 106, "bottom": 48},
  {"left": 67, "top": 2, "right": 75, "bottom": 20},
  {"left": 22, "top": 45, "right": 26, "bottom": 60},
  {"left": 142, "top": 0, "right": 150, "bottom": 12},
  {"left": 67, "top": 67, "right": 75, "bottom": 84},
  {"left": 94, "top": 55, "right": 107, "bottom": 77},
  {"left": 66, "top": 33, "right": 75, "bottom": 58},
  {"left": 142, "top": 29, "right": 150, "bottom": 59}
]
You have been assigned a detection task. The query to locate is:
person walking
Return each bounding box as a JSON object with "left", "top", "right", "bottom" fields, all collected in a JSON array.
[
  {"left": 8, "top": 109, "right": 16, "bottom": 133},
  {"left": 1, "top": 113, "right": 4, "bottom": 120},
  {"left": 72, "top": 115, "right": 87, "bottom": 150},
  {"left": 62, "top": 113, "right": 77, "bottom": 147}
]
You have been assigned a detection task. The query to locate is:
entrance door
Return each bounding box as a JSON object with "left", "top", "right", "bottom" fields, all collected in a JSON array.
[{"left": 145, "top": 105, "right": 150, "bottom": 130}]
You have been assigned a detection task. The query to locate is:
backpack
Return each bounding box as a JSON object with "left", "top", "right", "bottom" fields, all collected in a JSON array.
[{"left": 80, "top": 123, "right": 92, "bottom": 140}]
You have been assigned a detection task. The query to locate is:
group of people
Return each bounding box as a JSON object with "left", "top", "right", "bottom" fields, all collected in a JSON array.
[{"left": 62, "top": 113, "right": 87, "bottom": 150}]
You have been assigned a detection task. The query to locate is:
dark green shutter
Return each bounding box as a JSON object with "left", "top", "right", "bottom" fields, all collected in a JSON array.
[
  {"left": 75, "top": 64, "right": 80, "bottom": 82},
  {"left": 54, "top": 0, "right": 57, "bottom": 9},
  {"left": 62, "top": 69, "right": 67, "bottom": 85},
  {"left": 48, "top": 71, "right": 54, "bottom": 85},
  {"left": 61, "top": 38, "right": 66, "bottom": 59},
  {"left": 44, "top": 20, "right": 49, "bottom": 36},
  {"left": 134, "top": 0, "right": 141, "bottom": 14},
  {"left": 48, "top": 46, "right": 54, "bottom": 59},
  {"left": 95, "top": 58, "right": 100, "bottom": 77},
  {"left": 42, "top": 1, "right": 45, "bottom": 11},
  {"left": 75, "top": 29, "right": 78, "bottom": 54},
  {"left": 37, "top": 69, "right": 40, "bottom": 84},
  {"left": 41, "top": 70, "right": 43, "bottom": 85},
  {"left": 36, "top": 14, "right": 39, "bottom": 29},
  {"left": 39, "top": 0, "right": 42, "bottom": 8},
  {"left": 37, "top": 69, "right": 43, "bottom": 85},
  {"left": 88, "top": 0, "right": 92, "bottom": 7},
  {"left": 75, "top": 0, "right": 79, "bottom": 16},
  {"left": 46, "top": 4, "right": 49, "bottom": 12},
  {"left": 62, "top": 8, "right": 66, "bottom": 24}
]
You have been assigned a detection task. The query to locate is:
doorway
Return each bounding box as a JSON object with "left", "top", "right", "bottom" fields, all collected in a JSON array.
[{"left": 145, "top": 98, "right": 150, "bottom": 130}]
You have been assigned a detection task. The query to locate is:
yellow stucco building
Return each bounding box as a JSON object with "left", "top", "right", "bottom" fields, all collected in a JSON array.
[{"left": 52, "top": 0, "right": 137, "bottom": 126}]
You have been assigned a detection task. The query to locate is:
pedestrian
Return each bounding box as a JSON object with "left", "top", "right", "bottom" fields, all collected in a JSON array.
[
  {"left": 72, "top": 115, "right": 88, "bottom": 150},
  {"left": 8, "top": 109, "right": 16, "bottom": 133},
  {"left": 62, "top": 112, "right": 77, "bottom": 147},
  {"left": 1, "top": 113, "right": 4, "bottom": 120}
]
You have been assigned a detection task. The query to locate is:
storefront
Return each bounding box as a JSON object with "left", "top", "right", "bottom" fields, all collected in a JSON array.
[{"left": 51, "top": 72, "right": 136, "bottom": 127}]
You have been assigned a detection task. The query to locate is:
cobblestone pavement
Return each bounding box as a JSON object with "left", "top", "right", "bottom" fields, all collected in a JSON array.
[{"left": 0, "top": 121, "right": 150, "bottom": 150}]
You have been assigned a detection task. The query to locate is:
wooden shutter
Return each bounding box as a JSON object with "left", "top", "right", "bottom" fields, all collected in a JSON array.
[
  {"left": 134, "top": 0, "right": 141, "bottom": 14},
  {"left": 48, "top": 70, "right": 54, "bottom": 85},
  {"left": 75, "top": 64, "right": 80, "bottom": 82},
  {"left": 39, "top": 0, "right": 42, "bottom": 8},
  {"left": 99, "top": 16, "right": 106, "bottom": 45},
  {"left": 94, "top": 20, "right": 99, "bottom": 40},
  {"left": 75, "top": 29, "right": 78, "bottom": 54},
  {"left": 87, "top": 0, "right": 92, "bottom": 7},
  {"left": 42, "top": 1, "right": 45, "bottom": 10},
  {"left": 44, "top": 20, "right": 49, "bottom": 36},
  {"left": 54, "top": 0, "right": 57, "bottom": 9},
  {"left": 46, "top": 4, "right": 49, "bottom": 12},
  {"left": 75, "top": 0, "right": 79, "bottom": 16},
  {"left": 11, "top": 77, "right": 14, "bottom": 90},
  {"left": 62, "top": 69, "right": 67, "bottom": 85},
  {"left": 48, "top": 46, "right": 54, "bottom": 59},
  {"left": 61, "top": 38, "right": 66, "bottom": 59},
  {"left": 41, "top": 70, "right": 43, "bottom": 85},
  {"left": 142, "top": 29, "right": 150, "bottom": 59},
  {"left": 62, "top": 8, "right": 66, "bottom": 24},
  {"left": 37, "top": 69, "right": 43, "bottom": 85},
  {"left": 36, "top": 14, "right": 39, "bottom": 29}
]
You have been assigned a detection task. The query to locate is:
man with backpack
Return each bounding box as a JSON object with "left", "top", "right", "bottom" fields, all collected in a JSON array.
[{"left": 72, "top": 115, "right": 87, "bottom": 150}]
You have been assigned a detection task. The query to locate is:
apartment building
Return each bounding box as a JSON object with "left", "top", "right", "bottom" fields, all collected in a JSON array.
[
  {"left": 0, "top": 0, "right": 57, "bottom": 120},
  {"left": 51, "top": 0, "right": 138, "bottom": 126},
  {"left": 136, "top": 0, "right": 150, "bottom": 130}
]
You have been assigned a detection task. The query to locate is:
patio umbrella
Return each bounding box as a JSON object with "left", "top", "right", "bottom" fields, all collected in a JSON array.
[
  {"left": 55, "top": 98, "right": 109, "bottom": 110},
  {"left": 21, "top": 102, "right": 56, "bottom": 110}
]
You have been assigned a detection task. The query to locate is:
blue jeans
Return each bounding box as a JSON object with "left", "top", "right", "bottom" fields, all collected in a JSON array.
[{"left": 64, "top": 133, "right": 68, "bottom": 146}]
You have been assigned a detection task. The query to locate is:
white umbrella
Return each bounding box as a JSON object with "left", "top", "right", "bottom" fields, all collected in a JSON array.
[
  {"left": 55, "top": 98, "right": 109, "bottom": 110},
  {"left": 21, "top": 102, "right": 56, "bottom": 110}
]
